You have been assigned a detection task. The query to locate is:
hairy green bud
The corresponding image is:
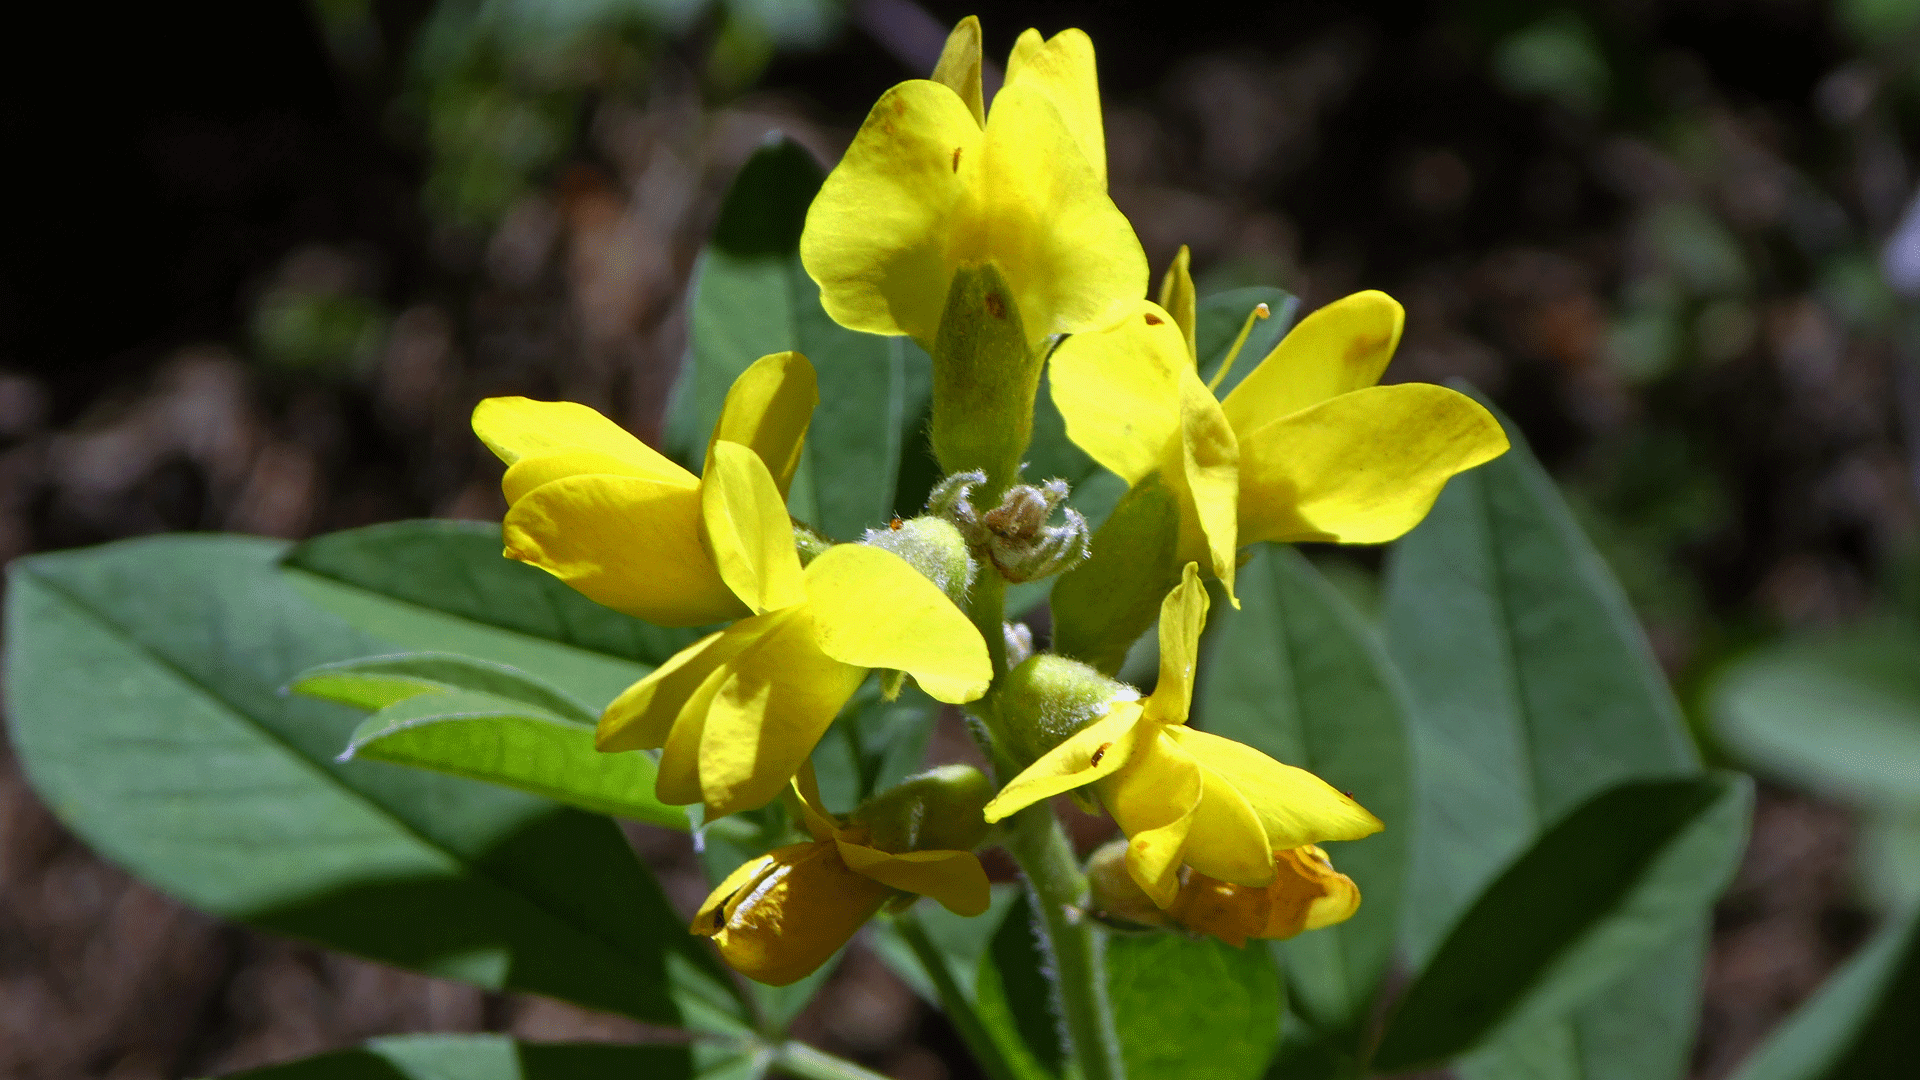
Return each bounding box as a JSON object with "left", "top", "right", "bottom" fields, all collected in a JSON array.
[
  {"left": 853, "top": 764, "right": 994, "bottom": 853},
  {"left": 860, "top": 515, "right": 976, "bottom": 605},
  {"left": 994, "top": 652, "right": 1136, "bottom": 768}
]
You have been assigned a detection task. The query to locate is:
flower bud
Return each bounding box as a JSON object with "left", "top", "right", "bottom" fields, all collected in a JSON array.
[
  {"left": 993, "top": 652, "right": 1136, "bottom": 768},
  {"left": 692, "top": 842, "right": 892, "bottom": 986},
  {"left": 930, "top": 264, "right": 1039, "bottom": 494},
  {"left": 852, "top": 764, "right": 993, "bottom": 853},
  {"left": 930, "top": 470, "right": 1091, "bottom": 584},
  {"left": 860, "top": 515, "right": 976, "bottom": 605}
]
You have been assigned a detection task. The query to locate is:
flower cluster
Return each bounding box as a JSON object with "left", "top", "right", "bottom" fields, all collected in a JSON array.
[{"left": 470, "top": 16, "right": 1507, "bottom": 985}]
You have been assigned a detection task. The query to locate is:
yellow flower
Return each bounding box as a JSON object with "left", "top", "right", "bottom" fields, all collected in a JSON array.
[
  {"left": 1049, "top": 251, "right": 1510, "bottom": 599},
  {"left": 472, "top": 350, "right": 816, "bottom": 627},
  {"left": 1166, "top": 845, "right": 1361, "bottom": 948},
  {"left": 1087, "top": 839, "right": 1360, "bottom": 947},
  {"left": 800, "top": 17, "right": 1147, "bottom": 351},
  {"left": 983, "top": 563, "right": 1381, "bottom": 907},
  {"left": 694, "top": 768, "right": 991, "bottom": 986},
  {"left": 596, "top": 439, "right": 990, "bottom": 818}
]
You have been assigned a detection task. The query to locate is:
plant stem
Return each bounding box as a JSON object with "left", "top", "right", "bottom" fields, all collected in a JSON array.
[
  {"left": 969, "top": 571, "right": 1010, "bottom": 680},
  {"left": 1003, "top": 802, "right": 1126, "bottom": 1080},
  {"left": 771, "top": 1040, "right": 893, "bottom": 1080},
  {"left": 895, "top": 910, "right": 1026, "bottom": 1080}
]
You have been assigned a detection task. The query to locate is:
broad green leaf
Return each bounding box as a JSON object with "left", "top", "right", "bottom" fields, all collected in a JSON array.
[
  {"left": 1199, "top": 544, "right": 1409, "bottom": 1044},
  {"left": 291, "top": 666, "right": 685, "bottom": 829},
  {"left": 1107, "top": 932, "right": 1283, "bottom": 1080},
  {"left": 671, "top": 135, "right": 924, "bottom": 541},
  {"left": 5, "top": 536, "right": 741, "bottom": 1030},
  {"left": 1372, "top": 773, "right": 1751, "bottom": 1071},
  {"left": 1382, "top": 388, "right": 1708, "bottom": 1075},
  {"left": 1713, "top": 623, "right": 1920, "bottom": 807},
  {"left": 1193, "top": 286, "right": 1297, "bottom": 398},
  {"left": 214, "top": 1033, "right": 697, "bottom": 1079},
  {"left": 292, "top": 652, "right": 597, "bottom": 720},
  {"left": 976, "top": 890, "right": 1066, "bottom": 1079},
  {"left": 283, "top": 519, "right": 698, "bottom": 709},
  {"left": 1731, "top": 903, "right": 1920, "bottom": 1080}
]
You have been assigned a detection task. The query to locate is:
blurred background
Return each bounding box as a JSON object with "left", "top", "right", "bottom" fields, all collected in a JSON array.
[{"left": 4, "top": 0, "right": 1920, "bottom": 1076}]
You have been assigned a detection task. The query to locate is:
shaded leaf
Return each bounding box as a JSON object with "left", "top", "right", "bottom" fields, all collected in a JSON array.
[
  {"left": 5, "top": 536, "right": 740, "bottom": 1030},
  {"left": 1731, "top": 903, "right": 1920, "bottom": 1080},
  {"left": 214, "top": 1033, "right": 697, "bottom": 1079},
  {"left": 1373, "top": 773, "right": 1751, "bottom": 1071}
]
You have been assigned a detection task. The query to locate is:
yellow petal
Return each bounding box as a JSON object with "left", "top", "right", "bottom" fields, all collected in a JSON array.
[
  {"left": 1235, "top": 383, "right": 1509, "bottom": 545},
  {"left": 1166, "top": 873, "right": 1270, "bottom": 948},
  {"left": 656, "top": 659, "right": 733, "bottom": 806},
  {"left": 1220, "top": 291, "right": 1405, "bottom": 432},
  {"left": 693, "top": 850, "right": 777, "bottom": 935},
  {"left": 802, "top": 544, "right": 990, "bottom": 704},
  {"left": 701, "top": 441, "right": 806, "bottom": 615},
  {"left": 1047, "top": 301, "right": 1186, "bottom": 485},
  {"left": 999, "top": 28, "right": 1106, "bottom": 189},
  {"left": 951, "top": 78, "right": 1146, "bottom": 344},
  {"left": 981, "top": 701, "right": 1144, "bottom": 822},
  {"left": 1166, "top": 726, "right": 1384, "bottom": 847},
  {"left": 1168, "top": 367, "right": 1241, "bottom": 601},
  {"left": 502, "top": 447, "right": 696, "bottom": 506},
  {"left": 1267, "top": 845, "right": 1361, "bottom": 937},
  {"left": 1147, "top": 563, "right": 1209, "bottom": 725},
  {"left": 1157, "top": 246, "right": 1198, "bottom": 362},
  {"left": 695, "top": 841, "right": 890, "bottom": 986},
  {"left": 930, "top": 16, "right": 985, "bottom": 127},
  {"left": 504, "top": 475, "right": 740, "bottom": 626},
  {"left": 836, "top": 842, "right": 992, "bottom": 917},
  {"left": 800, "top": 81, "right": 981, "bottom": 345},
  {"left": 597, "top": 627, "right": 746, "bottom": 753},
  {"left": 1100, "top": 729, "right": 1203, "bottom": 908},
  {"left": 473, "top": 397, "right": 691, "bottom": 480},
  {"left": 792, "top": 761, "right": 839, "bottom": 842},
  {"left": 1181, "top": 755, "right": 1276, "bottom": 889},
  {"left": 707, "top": 351, "right": 818, "bottom": 500},
  {"left": 698, "top": 608, "right": 867, "bottom": 817}
]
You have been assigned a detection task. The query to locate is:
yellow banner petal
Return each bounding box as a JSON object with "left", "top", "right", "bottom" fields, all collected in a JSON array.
[
  {"left": 801, "top": 544, "right": 990, "bottom": 704},
  {"left": 930, "top": 16, "right": 985, "bottom": 127},
  {"left": 1167, "top": 726, "right": 1384, "bottom": 848},
  {"left": 800, "top": 81, "right": 981, "bottom": 346},
  {"left": 1147, "top": 563, "right": 1209, "bottom": 724},
  {"left": 473, "top": 397, "right": 689, "bottom": 478},
  {"left": 981, "top": 703, "right": 1144, "bottom": 822},
  {"left": 1047, "top": 301, "right": 1186, "bottom": 485},
  {"left": 1000, "top": 28, "right": 1106, "bottom": 189},
  {"left": 952, "top": 79, "right": 1146, "bottom": 345},
  {"left": 1235, "top": 383, "right": 1508, "bottom": 545},
  {"left": 836, "top": 842, "right": 992, "bottom": 917},
  {"left": 502, "top": 447, "right": 696, "bottom": 506},
  {"left": 697, "top": 611, "right": 867, "bottom": 818},
  {"left": 700, "top": 441, "right": 807, "bottom": 615},
  {"left": 708, "top": 351, "right": 818, "bottom": 500},
  {"left": 1219, "top": 291, "right": 1405, "bottom": 432},
  {"left": 504, "top": 474, "right": 739, "bottom": 626}
]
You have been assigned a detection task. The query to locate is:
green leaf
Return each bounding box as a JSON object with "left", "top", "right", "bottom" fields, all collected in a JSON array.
[
  {"left": 1107, "top": 932, "right": 1283, "bottom": 1080},
  {"left": 1381, "top": 387, "right": 1709, "bottom": 1074},
  {"left": 1713, "top": 623, "right": 1920, "bottom": 808},
  {"left": 5, "top": 535, "right": 741, "bottom": 1030},
  {"left": 1193, "top": 286, "right": 1297, "bottom": 398},
  {"left": 671, "top": 135, "right": 924, "bottom": 540},
  {"left": 289, "top": 661, "right": 686, "bottom": 829},
  {"left": 215, "top": 1033, "right": 697, "bottom": 1079},
  {"left": 283, "top": 519, "right": 698, "bottom": 709},
  {"left": 1730, "top": 903, "right": 1920, "bottom": 1080},
  {"left": 1199, "top": 544, "right": 1409, "bottom": 1044},
  {"left": 1373, "top": 773, "right": 1751, "bottom": 1071}
]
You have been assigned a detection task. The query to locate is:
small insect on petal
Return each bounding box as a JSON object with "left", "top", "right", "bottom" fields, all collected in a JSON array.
[
  {"left": 1091, "top": 742, "right": 1112, "bottom": 767},
  {"left": 1143, "top": 312, "right": 1163, "bottom": 325}
]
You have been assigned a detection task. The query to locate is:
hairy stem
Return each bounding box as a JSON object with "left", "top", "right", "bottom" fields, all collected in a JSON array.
[{"left": 1004, "top": 802, "right": 1126, "bottom": 1080}]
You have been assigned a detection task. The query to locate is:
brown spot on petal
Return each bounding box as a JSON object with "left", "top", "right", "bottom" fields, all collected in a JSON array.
[
  {"left": 985, "top": 292, "right": 1006, "bottom": 319},
  {"left": 1143, "top": 312, "right": 1163, "bottom": 325},
  {"left": 952, "top": 147, "right": 963, "bottom": 172}
]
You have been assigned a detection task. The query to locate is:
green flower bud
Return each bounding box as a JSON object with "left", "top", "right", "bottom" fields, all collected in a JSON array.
[
  {"left": 793, "top": 522, "right": 834, "bottom": 566},
  {"left": 852, "top": 764, "right": 994, "bottom": 854},
  {"left": 930, "top": 264, "right": 1037, "bottom": 496},
  {"left": 994, "top": 652, "right": 1137, "bottom": 768},
  {"left": 860, "top": 515, "right": 976, "bottom": 605}
]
